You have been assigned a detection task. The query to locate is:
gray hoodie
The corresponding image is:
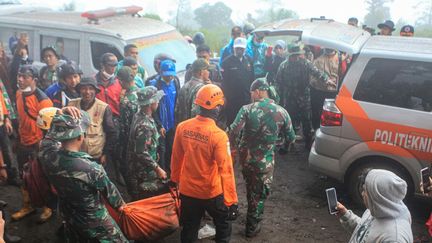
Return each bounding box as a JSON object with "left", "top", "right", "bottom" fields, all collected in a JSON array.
[{"left": 340, "top": 169, "right": 413, "bottom": 243}]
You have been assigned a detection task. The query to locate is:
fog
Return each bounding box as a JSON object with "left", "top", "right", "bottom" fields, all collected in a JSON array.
[{"left": 20, "top": 0, "right": 419, "bottom": 26}]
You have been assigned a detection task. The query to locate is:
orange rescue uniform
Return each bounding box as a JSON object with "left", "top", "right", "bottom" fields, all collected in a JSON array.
[
  {"left": 171, "top": 115, "right": 238, "bottom": 206},
  {"left": 16, "top": 89, "right": 53, "bottom": 146}
]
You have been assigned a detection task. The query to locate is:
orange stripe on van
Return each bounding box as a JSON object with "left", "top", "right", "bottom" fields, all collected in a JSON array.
[{"left": 336, "top": 85, "right": 432, "bottom": 161}]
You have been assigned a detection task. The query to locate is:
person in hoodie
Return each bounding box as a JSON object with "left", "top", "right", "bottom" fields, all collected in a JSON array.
[
  {"left": 336, "top": 169, "right": 413, "bottom": 243},
  {"left": 246, "top": 33, "right": 269, "bottom": 79}
]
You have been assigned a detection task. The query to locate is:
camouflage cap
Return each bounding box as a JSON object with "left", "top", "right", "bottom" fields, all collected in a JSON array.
[
  {"left": 137, "top": 86, "right": 165, "bottom": 106},
  {"left": 48, "top": 111, "right": 90, "bottom": 141},
  {"left": 287, "top": 42, "right": 305, "bottom": 56},
  {"left": 250, "top": 78, "right": 270, "bottom": 92}
]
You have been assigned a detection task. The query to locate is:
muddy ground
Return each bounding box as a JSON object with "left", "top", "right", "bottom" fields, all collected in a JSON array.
[{"left": 1, "top": 144, "right": 431, "bottom": 243}]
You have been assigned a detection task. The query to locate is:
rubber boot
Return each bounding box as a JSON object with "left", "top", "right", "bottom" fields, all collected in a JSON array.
[
  {"left": 11, "top": 188, "right": 35, "bottom": 221},
  {"left": 245, "top": 222, "right": 262, "bottom": 238},
  {"left": 37, "top": 206, "right": 52, "bottom": 224}
]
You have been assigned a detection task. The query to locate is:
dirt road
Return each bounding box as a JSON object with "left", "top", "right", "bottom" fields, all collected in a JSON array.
[{"left": 1, "top": 145, "right": 430, "bottom": 242}]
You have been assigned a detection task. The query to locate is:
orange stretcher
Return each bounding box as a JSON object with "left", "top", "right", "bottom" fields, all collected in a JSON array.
[{"left": 105, "top": 187, "right": 180, "bottom": 241}]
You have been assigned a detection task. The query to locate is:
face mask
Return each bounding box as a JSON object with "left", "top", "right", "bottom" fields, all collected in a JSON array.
[
  {"left": 19, "top": 86, "right": 32, "bottom": 92},
  {"left": 21, "top": 55, "right": 28, "bottom": 61},
  {"left": 102, "top": 71, "right": 114, "bottom": 80}
]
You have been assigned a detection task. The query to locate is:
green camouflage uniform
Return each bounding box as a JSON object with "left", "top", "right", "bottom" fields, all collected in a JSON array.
[
  {"left": 119, "top": 85, "right": 139, "bottom": 176},
  {"left": 229, "top": 80, "right": 295, "bottom": 229},
  {"left": 126, "top": 86, "right": 166, "bottom": 200},
  {"left": 275, "top": 57, "right": 329, "bottom": 142},
  {"left": 175, "top": 76, "right": 204, "bottom": 124},
  {"left": 39, "top": 112, "right": 128, "bottom": 243}
]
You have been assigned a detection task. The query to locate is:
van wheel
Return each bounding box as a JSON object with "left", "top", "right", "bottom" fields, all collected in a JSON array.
[{"left": 347, "top": 159, "right": 414, "bottom": 207}]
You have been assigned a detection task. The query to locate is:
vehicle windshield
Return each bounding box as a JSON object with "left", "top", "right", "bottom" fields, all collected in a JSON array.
[{"left": 128, "top": 30, "right": 196, "bottom": 76}]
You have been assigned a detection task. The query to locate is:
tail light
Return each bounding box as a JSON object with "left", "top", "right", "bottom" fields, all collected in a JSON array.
[{"left": 320, "top": 99, "right": 342, "bottom": 126}]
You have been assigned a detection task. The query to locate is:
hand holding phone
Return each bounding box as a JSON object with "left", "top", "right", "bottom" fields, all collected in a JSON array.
[
  {"left": 326, "top": 187, "right": 338, "bottom": 215},
  {"left": 420, "top": 167, "right": 431, "bottom": 193}
]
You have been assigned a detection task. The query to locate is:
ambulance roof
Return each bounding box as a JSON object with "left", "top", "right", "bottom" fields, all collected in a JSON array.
[{"left": 0, "top": 11, "right": 175, "bottom": 40}]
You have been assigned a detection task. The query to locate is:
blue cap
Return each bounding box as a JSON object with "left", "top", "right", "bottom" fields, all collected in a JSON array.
[{"left": 160, "top": 60, "right": 176, "bottom": 77}]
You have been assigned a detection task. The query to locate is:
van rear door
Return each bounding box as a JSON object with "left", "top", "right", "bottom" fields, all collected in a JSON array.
[{"left": 252, "top": 18, "right": 370, "bottom": 55}]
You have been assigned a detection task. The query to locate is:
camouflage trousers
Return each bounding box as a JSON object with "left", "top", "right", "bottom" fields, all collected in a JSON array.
[
  {"left": 284, "top": 96, "right": 312, "bottom": 142},
  {"left": 240, "top": 150, "right": 275, "bottom": 227}
]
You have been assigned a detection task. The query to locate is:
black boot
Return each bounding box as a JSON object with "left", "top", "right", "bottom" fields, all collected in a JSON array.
[{"left": 245, "top": 222, "right": 262, "bottom": 238}]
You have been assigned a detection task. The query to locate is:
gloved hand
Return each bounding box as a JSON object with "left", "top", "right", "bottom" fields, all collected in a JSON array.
[{"left": 227, "top": 204, "right": 239, "bottom": 221}]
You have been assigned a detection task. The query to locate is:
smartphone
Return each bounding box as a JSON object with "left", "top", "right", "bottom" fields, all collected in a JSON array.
[
  {"left": 326, "top": 188, "right": 338, "bottom": 215},
  {"left": 421, "top": 167, "right": 430, "bottom": 193}
]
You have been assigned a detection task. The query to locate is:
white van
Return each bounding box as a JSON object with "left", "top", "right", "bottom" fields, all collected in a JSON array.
[
  {"left": 0, "top": 7, "right": 196, "bottom": 79},
  {"left": 253, "top": 18, "right": 432, "bottom": 204}
]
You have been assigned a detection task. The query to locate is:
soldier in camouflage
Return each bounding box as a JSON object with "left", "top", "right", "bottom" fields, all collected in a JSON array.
[
  {"left": 175, "top": 58, "right": 209, "bottom": 125},
  {"left": 275, "top": 42, "right": 336, "bottom": 149},
  {"left": 126, "top": 86, "right": 168, "bottom": 201},
  {"left": 228, "top": 78, "right": 296, "bottom": 238},
  {"left": 39, "top": 108, "right": 128, "bottom": 243},
  {"left": 117, "top": 66, "right": 139, "bottom": 181}
]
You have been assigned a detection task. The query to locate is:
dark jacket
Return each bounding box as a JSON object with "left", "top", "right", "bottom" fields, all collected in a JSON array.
[
  {"left": 221, "top": 54, "right": 254, "bottom": 125},
  {"left": 265, "top": 55, "right": 285, "bottom": 85}
]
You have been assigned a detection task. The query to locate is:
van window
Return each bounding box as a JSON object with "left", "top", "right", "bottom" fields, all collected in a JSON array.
[
  {"left": 90, "top": 41, "right": 122, "bottom": 70},
  {"left": 40, "top": 35, "right": 79, "bottom": 63},
  {"left": 0, "top": 27, "right": 33, "bottom": 57},
  {"left": 129, "top": 30, "right": 196, "bottom": 76},
  {"left": 353, "top": 58, "right": 432, "bottom": 112}
]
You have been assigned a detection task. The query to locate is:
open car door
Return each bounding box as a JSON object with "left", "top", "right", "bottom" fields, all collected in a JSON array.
[{"left": 253, "top": 18, "right": 371, "bottom": 55}]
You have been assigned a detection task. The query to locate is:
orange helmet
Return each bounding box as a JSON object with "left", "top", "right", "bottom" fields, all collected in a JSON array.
[{"left": 194, "top": 84, "right": 225, "bottom": 110}]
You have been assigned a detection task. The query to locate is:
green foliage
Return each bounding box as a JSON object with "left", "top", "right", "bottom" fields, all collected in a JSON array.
[
  {"left": 415, "top": 26, "right": 432, "bottom": 38},
  {"left": 194, "top": 2, "right": 234, "bottom": 29},
  {"left": 254, "top": 8, "right": 298, "bottom": 25},
  {"left": 141, "top": 13, "right": 162, "bottom": 21},
  {"left": 364, "top": 0, "right": 392, "bottom": 27},
  {"left": 414, "top": 0, "right": 432, "bottom": 26}
]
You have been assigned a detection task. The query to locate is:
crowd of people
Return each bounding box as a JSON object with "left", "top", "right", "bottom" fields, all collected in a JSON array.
[{"left": 0, "top": 16, "right": 422, "bottom": 243}]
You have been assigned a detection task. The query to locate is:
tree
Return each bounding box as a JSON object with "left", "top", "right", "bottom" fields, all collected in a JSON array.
[
  {"left": 170, "top": 0, "right": 198, "bottom": 32},
  {"left": 60, "top": 0, "right": 76, "bottom": 11},
  {"left": 414, "top": 0, "right": 432, "bottom": 26},
  {"left": 364, "top": 0, "right": 392, "bottom": 27},
  {"left": 194, "top": 2, "right": 234, "bottom": 29},
  {"left": 142, "top": 13, "right": 162, "bottom": 21}
]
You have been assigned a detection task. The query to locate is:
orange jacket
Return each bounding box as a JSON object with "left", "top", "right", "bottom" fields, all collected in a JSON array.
[
  {"left": 171, "top": 115, "right": 238, "bottom": 206},
  {"left": 16, "top": 89, "right": 53, "bottom": 146}
]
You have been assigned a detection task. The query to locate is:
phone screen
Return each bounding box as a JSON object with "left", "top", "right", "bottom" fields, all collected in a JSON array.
[
  {"left": 421, "top": 167, "right": 430, "bottom": 192},
  {"left": 326, "top": 188, "right": 338, "bottom": 215}
]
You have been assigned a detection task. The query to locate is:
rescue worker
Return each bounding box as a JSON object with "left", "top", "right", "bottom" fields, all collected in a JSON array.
[
  {"left": 0, "top": 90, "right": 13, "bottom": 183},
  {"left": 13, "top": 65, "right": 53, "bottom": 222},
  {"left": 228, "top": 79, "right": 296, "bottom": 237},
  {"left": 185, "top": 44, "right": 223, "bottom": 85},
  {"left": 39, "top": 108, "right": 128, "bottom": 242},
  {"left": 121, "top": 56, "right": 145, "bottom": 88},
  {"left": 68, "top": 77, "right": 116, "bottom": 165},
  {"left": 221, "top": 37, "right": 254, "bottom": 126},
  {"left": 116, "top": 44, "right": 147, "bottom": 81},
  {"left": 171, "top": 84, "right": 239, "bottom": 243},
  {"left": 45, "top": 62, "right": 82, "bottom": 108},
  {"left": 145, "top": 53, "right": 177, "bottom": 86},
  {"left": 175, "top": 58, "right": 208, "bottom": 124},
  {"left": 126, "top": 86, "right": 167, "bottom": 200},
  {"left": 246, "top": 33, "right": 269, "bottom": 79},
  {"left": 264, "top": 40, "right": 286, "bottom": 85},
  {"left": 117, "top": 66, "right": 138, "bottom": 181},
  {"left": 39, "top": 46, "right": 63, "bottom": 91},
  {"left": 400, "top": 25, "right": 414, "bottom": 37},
  {"left": 148, "top": 59, "right": 180, "bottom": 174},
  {"left": 219, "top": 26, "right": 243, "bottom": 65},
  {"left": 275, "top": 42, "right": 335, "bottom": 149},
  {"left": 96, "top": 53, "right": 122, "bottom": 118},
  {"left": 347, "top": 17, "right": 358, "bottom": 27},
  {"left": 310, "top": 48, "right": 339, "bottom": 130},
  {"left": 377, "top": 20, "right": 395, "bottom": 36}
]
